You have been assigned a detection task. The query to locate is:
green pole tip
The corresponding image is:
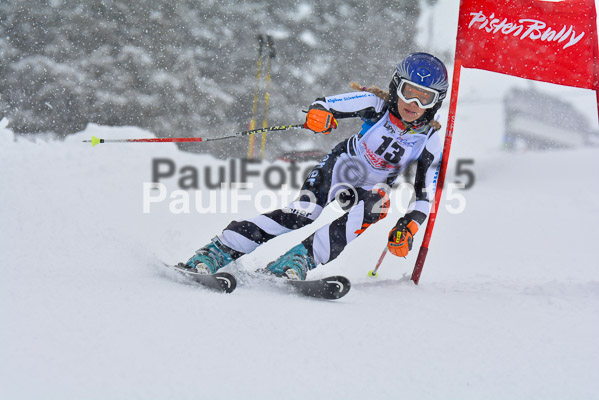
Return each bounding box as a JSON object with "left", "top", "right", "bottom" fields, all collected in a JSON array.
[{"left": 91, "top": 136, "right": 101, "bottom": 147}]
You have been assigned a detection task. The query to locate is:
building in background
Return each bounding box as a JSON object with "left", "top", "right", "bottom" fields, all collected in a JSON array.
[{"left": 504, "top": 87, "right": 599, "bottom": 150}]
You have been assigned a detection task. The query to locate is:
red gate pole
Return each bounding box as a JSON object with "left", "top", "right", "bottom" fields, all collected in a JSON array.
[
  {"left": 411, "top": 58, "right": 463, "bottom": 284},
  {"left": 594, "top": 3, "right": 599, "bottom": 126}
]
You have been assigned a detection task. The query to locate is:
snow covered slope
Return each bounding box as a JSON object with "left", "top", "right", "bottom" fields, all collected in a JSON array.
[{"left": 1, "top": 110, "right": 598, "bottom": 399}]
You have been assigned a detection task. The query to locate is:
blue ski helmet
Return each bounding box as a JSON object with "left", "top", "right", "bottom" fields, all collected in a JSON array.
[{"left": 389, "top": 52, "right": 449, "bottom": 123}]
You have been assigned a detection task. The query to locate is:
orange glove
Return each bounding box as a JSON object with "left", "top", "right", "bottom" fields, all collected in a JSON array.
[
  {"left": 387, "top": 219, "right": 419, "bottom": 257},
  {"left": 304, "top": 106, "right": 337, "bottom": 134}
]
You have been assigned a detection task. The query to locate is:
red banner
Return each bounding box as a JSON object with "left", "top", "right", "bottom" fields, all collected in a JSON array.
[
  {"left": 456, "top": 0, "right": 598, "bottom": 90},
  {"left": 412, "top": 0, "right": 599, "bottom": 284}
]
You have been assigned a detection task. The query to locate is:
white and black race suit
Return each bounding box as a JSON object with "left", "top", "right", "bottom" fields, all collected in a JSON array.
[{"left": 220, "top": 91, "right": 442, "bottom": 265}]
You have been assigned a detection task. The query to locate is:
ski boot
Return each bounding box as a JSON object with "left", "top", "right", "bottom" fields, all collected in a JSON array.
[
  {"left": 263, "top": 243, "right": 317, "bottom": 281},
  {"left": 179, "top": 237, "right": 239, "bottom": 274}
]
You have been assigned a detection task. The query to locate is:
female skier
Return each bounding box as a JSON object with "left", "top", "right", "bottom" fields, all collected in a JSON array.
[{"left": 178, "top": 52, "right": 448, "bottom": 280}]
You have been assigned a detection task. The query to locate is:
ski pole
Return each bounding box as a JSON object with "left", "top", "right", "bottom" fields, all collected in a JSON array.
[
  {"left": 83, "top": 124, "right": 306, "bottom": 147},
  {"left": 368, "top": 247, "right": 388, "bottom": 277},
  {"left": 248, "top": 34, "right": 265, "bottom": 159},
  {"left": 259, "top": 35, "right": 276, "bottom": 160}
]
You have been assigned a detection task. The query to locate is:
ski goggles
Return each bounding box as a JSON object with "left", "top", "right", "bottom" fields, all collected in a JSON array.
[{"left": 396, "top": 80, "right": 440, "bottom": 109}]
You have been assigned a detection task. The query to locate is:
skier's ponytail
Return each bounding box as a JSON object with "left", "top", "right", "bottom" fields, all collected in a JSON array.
[{"left": 349, "top": 82, "right": 389, "bottom": 102}]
